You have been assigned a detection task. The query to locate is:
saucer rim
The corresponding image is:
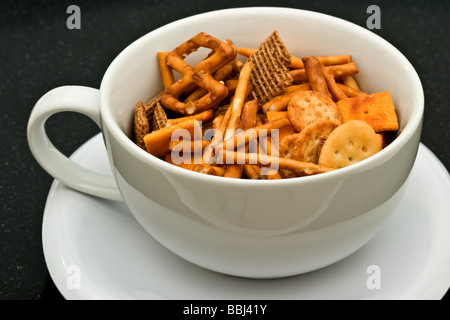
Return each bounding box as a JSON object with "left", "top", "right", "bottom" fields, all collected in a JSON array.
[{"left": 41, "top": 133, "right": 450, "bottom": 300}]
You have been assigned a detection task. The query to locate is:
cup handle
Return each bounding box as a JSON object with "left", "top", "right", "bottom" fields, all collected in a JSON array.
[{"left": 27, "top": 85, "right": 123, "bottom": 201}]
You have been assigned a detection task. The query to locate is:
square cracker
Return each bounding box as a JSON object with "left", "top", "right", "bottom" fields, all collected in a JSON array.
[{"left": 337, "top": 91, "right": 399, "bottom": 132}]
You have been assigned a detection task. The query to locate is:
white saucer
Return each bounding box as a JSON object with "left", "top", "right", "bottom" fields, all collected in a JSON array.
[{"left": 42, "top": 133, "right": 450, "bottom": 300}]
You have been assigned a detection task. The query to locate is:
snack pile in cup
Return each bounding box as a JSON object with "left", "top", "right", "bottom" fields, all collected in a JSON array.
[{"left": 133, "top": 30, "right": 399, "bottom": 179}]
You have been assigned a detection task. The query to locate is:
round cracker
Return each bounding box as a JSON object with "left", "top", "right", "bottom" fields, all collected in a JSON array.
[
  {"left": 278, "top": 133, "right": 300, "bottom": 159},
  {"left": 318, "top": 120, "right": 382, "bottom": 168},
  {"left": 292, "top": 120, "right": 339, "bottom": 163},
  {"left": 287, "top": 90, "right": 342, "bottom": 132}
]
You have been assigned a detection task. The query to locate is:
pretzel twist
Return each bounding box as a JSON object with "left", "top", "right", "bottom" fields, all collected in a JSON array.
[{"left": 161, "top": 32, "right": 237, "bottom": 115}]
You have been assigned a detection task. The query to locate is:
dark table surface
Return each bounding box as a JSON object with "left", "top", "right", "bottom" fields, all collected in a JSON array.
[{"left": 1, "top": 0, "right": 449, "bottom": 300}]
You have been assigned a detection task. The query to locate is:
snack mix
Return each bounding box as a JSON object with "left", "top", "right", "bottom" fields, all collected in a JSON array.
[{"left": 133, "top": 31, "right": 399, "bottom": 179}]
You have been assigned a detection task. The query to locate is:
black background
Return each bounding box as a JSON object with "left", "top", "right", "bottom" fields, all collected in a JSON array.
[{"left": 1, "top": 0, "right": 449, "bottom": 300}]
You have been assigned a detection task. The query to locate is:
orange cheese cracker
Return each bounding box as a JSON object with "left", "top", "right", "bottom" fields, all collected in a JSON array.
[
  {"left": 337, "top": 91, "right": 399, "bottom": 132},
  {"left": 143, "top": 119, "right": 201, "bottom": 158}
]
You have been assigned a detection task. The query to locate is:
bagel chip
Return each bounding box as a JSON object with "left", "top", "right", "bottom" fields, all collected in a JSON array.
[
  {"left": 288, "top": 90, "right": 342, "bottom": 132},
  {"left": 292, "top": 120, "right": 339, "bottom": 163}
]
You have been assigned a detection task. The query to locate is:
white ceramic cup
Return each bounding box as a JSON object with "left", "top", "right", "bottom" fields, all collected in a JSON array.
[{"left": 27, "top": 7, "right": 423, "bottom": 278}]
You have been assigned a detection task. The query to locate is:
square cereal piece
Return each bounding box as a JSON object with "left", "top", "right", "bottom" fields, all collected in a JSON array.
[
  {"left": 337, "top": 91, "right": 399, "bottom": 132},
  {"left": 247, "top": 30, "right": 293, "bottom": 105}
]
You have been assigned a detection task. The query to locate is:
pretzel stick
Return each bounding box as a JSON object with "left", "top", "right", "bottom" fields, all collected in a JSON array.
[
  {"left": 222, "top": 118, "right": 290, "bottom": 151},
  {"left": 242, "top": 165, "right": 261, "bottom": 179},
  {"left": 237, "top": 48, "right": 351, "bottom": 69},
  {"left": 342, "top": 75, "right": 360, "bottom": 91},
  {"left": 261, "top": 83, "right": 310, "bottom": 113},
  {"left": 238, "top": 114, "right": 304, "bottom": 179},
  {"left": 220, "top": 151, "right": 335, "bottom": 176},
  {"left": 237, "top": 47, "right": 256, "bottom": 57},
  {"left": 202, "top": 103, "right": 234, "bottom": 164},
  {"left": 282, "top": 83, "right": 311, "bottom": 94},
  {"left": 290, "top": 55, "right": 351, "bottom": 69},
  {"left": 211, "top": 114, "right": 223, "bottom": 130},
  {"left": 157, "top": 52, "right": 175, "bottom": 89},
  {"left": 224, "top": 79, "right": 238, "bottom": 92},
  {"left": 336, "top": 83, "right": 369, "bottom": 98},
  {"left": 322, "top": 65, "right": 348, "bottom": 101},
  {"left": 255, "top": 113, "right": 282, "bottom": 179},
  {"left": 257, "top": 134, "right": 282, "bottom": 179},
  {"left": 167, "top": 109, "right": 215, "bottom": 126},
  {"left": 242, "top": 104, "right": 264, "bottom": 179},
  {"left": 302, "top": 56, "right": 331, "bottom": 98},
  {"left": 231, "top": 59, "right": 244, "bottom": 73},
  {"left": 241, "top": 117, "right": 266, "bottom": 179},
  {"left": 168, "top": 139, "right": 211, "bottom": 152},
  {"left": 224, "top": 99, "right": 258, "bottom": 178},
  {"left": 316, "top": 55, "right": 352, "bottom": 67},
  {"left": 290, "top": 62, "right": 359, "bottom": 83},
  {"left": 225, "top": 61, "right": 253, "bottom": 140},
  {"left": 216, "top": 104, "right": 233, "bottom": 139},
  {"left": 238, "top": 99, "right": 258, "bottom": 130}
]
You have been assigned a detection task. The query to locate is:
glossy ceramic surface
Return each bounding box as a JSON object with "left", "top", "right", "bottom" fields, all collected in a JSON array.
[
  {"left": 29, "top": 8, "right": 424, "bottom": 277},
  {"left": 42, "top": 136, "right": 450, "bottom": 299}
]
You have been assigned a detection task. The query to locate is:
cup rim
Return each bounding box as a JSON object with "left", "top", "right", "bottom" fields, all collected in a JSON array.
[{"left": 100, "top": 7, "right": 424, "bottom": 187}]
